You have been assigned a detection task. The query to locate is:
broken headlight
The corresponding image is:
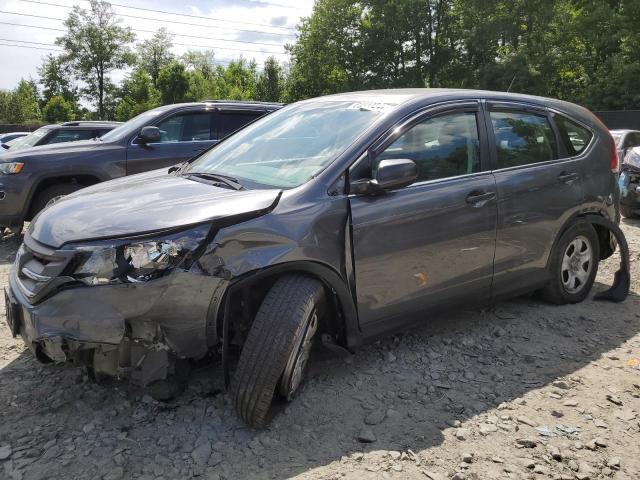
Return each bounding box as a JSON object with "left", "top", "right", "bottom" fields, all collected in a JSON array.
[{"left": 70, "top": 225, "right": 210, "bottom": 285}]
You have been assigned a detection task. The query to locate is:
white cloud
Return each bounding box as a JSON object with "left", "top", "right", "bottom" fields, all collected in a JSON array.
[{"left": 0, "top": 0, "right": 314, "bottom": 91}]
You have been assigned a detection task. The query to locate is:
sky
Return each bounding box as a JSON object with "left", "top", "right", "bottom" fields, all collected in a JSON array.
[{"left": 0, "top": 0, "right": 315, "bottom": 90}]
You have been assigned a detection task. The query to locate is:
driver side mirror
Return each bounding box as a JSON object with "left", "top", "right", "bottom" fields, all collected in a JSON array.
[
  {"left": 137, "top": 126, "right": 161, "bottom": 144},
  {"left": 351, "top": 158, "right": 418, "bottom": 195}
]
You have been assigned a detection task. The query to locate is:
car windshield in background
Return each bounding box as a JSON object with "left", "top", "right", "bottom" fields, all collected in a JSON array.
[
  {"left": 184, "top": 101, "right": 389, "bottom": 189},
  {"left": 611, "top": 132, "right": 622, "bottom": 146},
  {"left": 4, "top": 128, "right": 50, "bottom": 151},
  {"left": 624, "top": 148, "right": 640, "bottom": 170},
  {"left": 100, "top": 109, "right": 165, "bottom": 142}
]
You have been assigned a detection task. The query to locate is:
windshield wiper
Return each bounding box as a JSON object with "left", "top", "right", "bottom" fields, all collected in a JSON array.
[{"left": 184, "top": 171, "right": 244, "bottom": 191}]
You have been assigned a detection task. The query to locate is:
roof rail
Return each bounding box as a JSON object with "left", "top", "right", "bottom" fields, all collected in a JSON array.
[
  {"left": 60, "top": 121, "right": 122, "bottom": 126},
  {"left": 201, "top": 99, "right": 282, "bottom": 106}
]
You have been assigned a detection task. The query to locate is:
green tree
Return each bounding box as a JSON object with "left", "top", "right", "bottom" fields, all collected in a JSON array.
[
  {"left": 6, "top": 79, "right": 41, "bottom": 123},
  {"left": 56, "top": 0, "right": 135, "bottom": 119},
  {"left": 137, "top": 28, "right": 174, "bottom": 88},
  {"left": 215, "top": 57, "right": 258, "bottom": 100},
  {"left": 0, "top": 90, "right": 12, "bottom": 123},
  {"left": 38, "top": 54, "right": 76, "bottom": 104},
  {"left": 255, "top": 56, "right": 285, "bottom": 102},
  {"left": 115, "top": 68, "right": 160, "bottom": 120},
  {"left": 285, "top": 0, "right": 365, "bottom": 101},
  {"left": 182, "top": 50, "right": 217, "bottom": 79},
  {"left": 157, "top": 60, "right": 190, "bottom": 104},
  {"left": 42, "top": 95, "right": 75, "bottom": 122}
]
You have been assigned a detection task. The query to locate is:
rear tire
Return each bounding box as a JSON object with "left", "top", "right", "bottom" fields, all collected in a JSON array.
[
  {"left": 541, "top": 221, "right": 599, "bottom": 305},
  {"left": 620, "top": 204, "right": 639, "bottom": 219},
  {"left": 231, "top": 274, "right": 325, "bottom": 428},
  {"left": 30, "top": 183, "right": 85, "bottom": 217}
]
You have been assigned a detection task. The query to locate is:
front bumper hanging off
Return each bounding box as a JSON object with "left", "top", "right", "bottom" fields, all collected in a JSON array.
[{"left": 5, "top": 255, "right": 228, "bottom": 387}]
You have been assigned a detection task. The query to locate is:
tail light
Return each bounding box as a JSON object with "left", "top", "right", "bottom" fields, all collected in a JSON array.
[
  {"left": 591, "top": 112, "right": 618, "bottom": 173},
  {"left": 608, "top": 132, "right": 618, "bottom": 173}
]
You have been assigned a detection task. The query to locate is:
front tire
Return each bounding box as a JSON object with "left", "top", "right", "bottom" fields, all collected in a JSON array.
[
  {"left": 541, "top": 221, "right": 599, "bottom": 305},
  {"left": 30, "top": 183, "right": 85, "bottom": 217},
  {"left": 231, "top": 274, "right": 325, "bottom": 428}
]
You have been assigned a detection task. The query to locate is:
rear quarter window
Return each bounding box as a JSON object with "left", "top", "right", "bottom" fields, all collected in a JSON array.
[{"left": 554, "top": 115, "right": 593, "bottom": 157}]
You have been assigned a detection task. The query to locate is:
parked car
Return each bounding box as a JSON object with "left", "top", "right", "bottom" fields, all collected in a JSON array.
[
  {"left": 5, "top": 89, "right": 621, "bottom": 428},
  {"left": 610, "top": 129, "right": 640, "bottom": 169},
  {"left": 0, "top": 101, "right": 280, "bottom": 230},
  {"left": 619, "top": 146, "right": 640, "bottom": 218},
  {"left": 1, "top": 122, "right": 121, "bottom": 152},
  {"left": 0, "top": 131, "right": 29, "bottom": 148}
]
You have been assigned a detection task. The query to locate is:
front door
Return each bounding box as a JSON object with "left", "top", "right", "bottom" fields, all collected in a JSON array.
[
  {"left": 126, "top": 110, "right": 217, "bottom": 175},
  {"left": 349, "top": 103, "right": 498, "bottom": 334},
  {"left": 486, "top": 103, "right": 586, "bottom": 297}
]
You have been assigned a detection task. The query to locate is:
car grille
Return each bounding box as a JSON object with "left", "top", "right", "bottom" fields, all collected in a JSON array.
[{"left": 14, "top": 234, "right": 76, "bottom": 304}]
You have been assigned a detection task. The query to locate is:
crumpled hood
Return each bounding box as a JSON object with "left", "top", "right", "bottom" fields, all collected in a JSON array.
[
  {"left": 0, "top": 139, "right": 101, "bottom": 159},
  {"left": 29, "top": 169, "right": 282, "bottom": 247}
]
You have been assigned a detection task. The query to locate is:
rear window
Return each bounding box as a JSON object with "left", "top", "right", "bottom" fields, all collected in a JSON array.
[
  {"left": 490, "top": 111, "right": 558, "bottom": 168},
  {"left": 46, "top": 129, "right": 96, "bottom": 144},
  {"left": 554, "top": 115, "right": 593, "bottom": 157},
  {"left": 218, "top": 112, "right": 263, "bottom": 138}
]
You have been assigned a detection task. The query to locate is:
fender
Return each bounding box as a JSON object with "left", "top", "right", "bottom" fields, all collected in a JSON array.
[{"left": 219, "top": 260, "right": 362, "bottom": 387}]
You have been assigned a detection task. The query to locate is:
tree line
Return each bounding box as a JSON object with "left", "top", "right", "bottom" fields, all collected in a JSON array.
[{"left": 1, "top": 0, "right": 639, "bottom": 125}]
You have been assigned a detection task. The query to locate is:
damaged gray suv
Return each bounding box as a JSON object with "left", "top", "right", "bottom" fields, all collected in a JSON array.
[{"left": 5, "top": 89, "right": 628, "bottom": 428}]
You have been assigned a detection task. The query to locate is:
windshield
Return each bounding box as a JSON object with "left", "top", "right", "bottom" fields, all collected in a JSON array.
[
  {"left": 100, "top": 108, "right": 165, "bottom": 142},
  {"left": 4, "top": 127, "right": 50, "bottom": 151},
  {"left": 184, "top": 100, "right": 388, "bottom": 188}
]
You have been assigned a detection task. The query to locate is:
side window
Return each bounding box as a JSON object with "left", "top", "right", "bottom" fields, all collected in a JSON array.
[
  {"left": 156, "top": 112, "right": 212, "bottom": 143},
  {"left": 377, "top": 111, "right": 481, "bottom": 182},
  {"left": 218, "top": 112, "right": 263, "bottom": 138},
  {"left": 95, "top": 128, "right": 112, "bottom": 138},
  {"left": 490, "top": 110, "right": 558, "bottom": 168},
  {"left": 46, "top": 129, "right": 95, "bottom": 144},
  {"left": 554, "top": 114, "right": 593, "bottom": 157}
]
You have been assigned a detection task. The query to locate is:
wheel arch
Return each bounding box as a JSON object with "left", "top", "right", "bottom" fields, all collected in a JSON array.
[
  {"left": 547, "top": 210, "right": 615, "bottom": 270},
  {"left": 26, "top": 173, "right": 106, "bottom": 219},
  {"left": 220, "top": 260, "right": 361, "bottom": 350}
]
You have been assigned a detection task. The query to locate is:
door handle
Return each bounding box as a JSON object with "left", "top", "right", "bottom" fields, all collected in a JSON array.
[
  {"left": 558, "top": 171, "right": 579, "bottom": 184},
  {"left": 466, "top": 190, "right": 496, "bottom": 207}
]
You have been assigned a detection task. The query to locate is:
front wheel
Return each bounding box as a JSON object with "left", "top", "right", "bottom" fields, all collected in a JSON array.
[
  {"left": 230, "top": 274, "right": 325, "bottom": 428},
  {"left": 541, "top": 221, "right": 599, "bottom": 305},
  {"left": 30, "top": 183, "right": 86, "bottom": 217}
]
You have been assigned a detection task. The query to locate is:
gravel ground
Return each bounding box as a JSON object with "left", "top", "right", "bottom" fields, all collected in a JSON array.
[{"left": 0, "top": 220, "right": 639, "bottom": 480}]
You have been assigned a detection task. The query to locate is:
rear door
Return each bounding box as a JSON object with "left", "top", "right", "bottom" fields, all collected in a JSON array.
[
  {"left": 126, "top": 109, "right": 217, "bottom": 175},
  {"left": 486, "top": 102, "right": 585, "bottom": 297},
  {"left": 349, "top": 102, "right": 498, "bottom": 334}
]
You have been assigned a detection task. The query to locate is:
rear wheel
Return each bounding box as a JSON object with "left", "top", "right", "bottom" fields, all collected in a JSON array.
[
  {"left": 231, "top": 274, "right": 325, "bottom": 428},
  {"left": 620, "top": 204, "right": 639, "bottom": 219},
  {"left": 30, "top": 183, "right": 85, "bottom": 217},
  {"left": 541, "top": 221, "right": 599, "bottom": 305}
]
